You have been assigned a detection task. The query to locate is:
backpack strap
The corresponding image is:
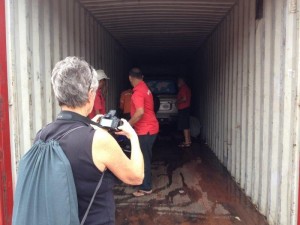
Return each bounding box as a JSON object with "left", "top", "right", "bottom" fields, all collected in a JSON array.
[
  {"left": 56, "top": 126, "right": 86, "bottom": 140},
  {"left": 37, "top": 110, "right": 100, "bottom": 141},
  {"left": 37, "top": 124, "right": 86, "bottom": 141},
  {"left": 36, "top": 111, "right": 105, "bottom": 225},
  {"left": 80, "top": 171, "right": 105, "bottom": 225},
  {"left": 49, "top": 111, "right": 105, "bottom": 224}
]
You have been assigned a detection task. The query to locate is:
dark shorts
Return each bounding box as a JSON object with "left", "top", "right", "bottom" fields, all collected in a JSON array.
[{"left": 177, "top": 107, "right": 190, "bottom": 130}]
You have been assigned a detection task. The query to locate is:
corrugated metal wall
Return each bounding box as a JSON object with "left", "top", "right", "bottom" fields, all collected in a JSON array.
[
  {"left": 192, "top": 0, "right": 300, "bottom": 225},
  {"left": 5, "top": 0, "right": 131, "bottom": 179}
]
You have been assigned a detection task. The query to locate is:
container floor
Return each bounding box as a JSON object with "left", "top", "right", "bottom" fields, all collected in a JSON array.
[{"left": 114, "top": 131, "right": 269, "bottom": 225}]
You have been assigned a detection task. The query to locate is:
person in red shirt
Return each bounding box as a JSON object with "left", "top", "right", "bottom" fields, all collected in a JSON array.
[
  {"left": 128, "top": 67, "right": 159, "bottom": 196},
  {"left": 88, "top": 69, "right": 109, "bottom": 119},
  {"left": 177, "top": 77, "right": 192, "bottom": 148}
]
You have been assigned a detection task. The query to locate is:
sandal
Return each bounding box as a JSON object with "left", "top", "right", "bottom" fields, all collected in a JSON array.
[
  {"left": 178, "top": 142, "right": 192, "bottom": 148},
  {"left": 132, "top": 189, "right": 153, "bottom": 197}
]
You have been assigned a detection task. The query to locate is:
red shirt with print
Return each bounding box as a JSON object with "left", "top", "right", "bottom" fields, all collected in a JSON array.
[
  {"left": 177, "top": 84, "right": 191, "bottom": 110},
  {"left": 131, "top": 81, "right": 159, "bottom": 135},
  {"left": 89, "top": 88, "right": 106, "bottom": 119}
]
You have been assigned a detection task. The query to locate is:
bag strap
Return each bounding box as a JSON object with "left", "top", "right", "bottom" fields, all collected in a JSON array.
[
  {"left": 56, "top": 126, "right": 86, "bottom": 141},
  {"left": 38, "top": 110, "right": 101, "bottom": 140},
  {"left": 39, "top": 111, "right": 103, "bottom": 224},
  {"left": 57, "top": 111, "right": 101, "bottom": 127},
  {"left": 56, "top": 111, "right": 106, "bottom": 224},
  {"left": 80, "top": 171, "right": 105, "bottom": 225},
  {"left": 38, "top": 125, "right": 86, "bottom": 141}
]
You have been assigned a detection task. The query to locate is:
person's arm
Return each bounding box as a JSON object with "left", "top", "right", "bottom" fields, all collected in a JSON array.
[
  {"left": 91, "top": 120, "right": 144, "bottom": 185},
  {"left": 128, "top": 107, "right": 144, "bottom": 126},
  {"left": 128, "top": 91, "right": 144, "bottom": 126}
]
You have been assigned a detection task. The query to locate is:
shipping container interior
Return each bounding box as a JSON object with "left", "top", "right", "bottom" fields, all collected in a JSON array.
[{"left": 5, "top": 0, "right": 300, "bottom": 225}]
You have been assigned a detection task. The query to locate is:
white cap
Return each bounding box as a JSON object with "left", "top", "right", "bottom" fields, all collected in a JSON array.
[{"left": 96, "top": 69, "right": 110, "bottom": 80}]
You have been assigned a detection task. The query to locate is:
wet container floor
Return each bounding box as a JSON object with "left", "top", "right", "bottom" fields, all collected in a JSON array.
[{"left": 114, "top": 133, "right": 269, "bottom": 225}]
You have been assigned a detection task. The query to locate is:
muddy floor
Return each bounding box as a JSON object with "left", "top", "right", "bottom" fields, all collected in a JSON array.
[{"left": 114, "top": 130, "right": 269, "bottom": 225}]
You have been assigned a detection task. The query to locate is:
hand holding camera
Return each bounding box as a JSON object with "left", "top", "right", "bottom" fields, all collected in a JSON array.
[
  {"left": 98, "top": 110, "right": 123, "bottom": 131},
  {"left": 114, "top": 119, "right": 137, "bottom": 140},
  {"left": 96, "top": 110, "right": 137, "bottom": 140}
]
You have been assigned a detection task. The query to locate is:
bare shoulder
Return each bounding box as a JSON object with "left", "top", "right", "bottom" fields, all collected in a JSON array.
[
  {"left": 92, "top": 128, "right": 121, "bottom": 171},
  {"left": 93, "top": 128, "right": 117, "bottom": 148}
]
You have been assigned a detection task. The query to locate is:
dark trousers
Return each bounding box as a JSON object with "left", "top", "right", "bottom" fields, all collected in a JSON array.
[{"left": 138, "top": 133, "right": 157, "bottom": 191}]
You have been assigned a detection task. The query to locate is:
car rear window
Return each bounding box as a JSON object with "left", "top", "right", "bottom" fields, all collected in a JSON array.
[{"left": 146, "top": 80, "right": 178, "bottom": 95}]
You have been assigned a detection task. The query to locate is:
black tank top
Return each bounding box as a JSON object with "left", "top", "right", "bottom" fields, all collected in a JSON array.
[{"left": 37, "top": 112, "right": 116, "bottom": 225}]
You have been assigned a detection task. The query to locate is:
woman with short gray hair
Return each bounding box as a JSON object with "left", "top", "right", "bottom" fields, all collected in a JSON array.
[
  {"left": 44, "top": 56, "right": 144, "bottom": 225},
  {"left": 51, "top": 56, "right": 99, "bottom": 108}
]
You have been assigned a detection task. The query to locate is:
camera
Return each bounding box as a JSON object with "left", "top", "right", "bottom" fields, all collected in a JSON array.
[{"left": 99, "top": 110, "right": 123, "bottom": 131}]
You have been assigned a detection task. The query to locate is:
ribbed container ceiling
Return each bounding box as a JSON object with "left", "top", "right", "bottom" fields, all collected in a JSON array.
[{"left": 79, "top": 0, "right": 237, "bottom": 63}]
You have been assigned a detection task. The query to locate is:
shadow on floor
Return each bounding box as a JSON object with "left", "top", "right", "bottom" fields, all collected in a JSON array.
[{"left": 114, "top": 132, "right": 269, "bottom": 225}]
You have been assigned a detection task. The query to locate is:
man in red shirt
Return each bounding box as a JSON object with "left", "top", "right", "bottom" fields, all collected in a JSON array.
[
  {"left": 177, "top": 77, "right": 192, "bottom": 147},
  {"left": 88, "top": 69, "right": 109, "bottom": 119},
  {"left": 128, "top": 67, "right": 159, "bottom": 196}
]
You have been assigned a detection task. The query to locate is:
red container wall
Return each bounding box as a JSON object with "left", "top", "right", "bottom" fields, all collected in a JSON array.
[{"left": 0, "top": 0, "right": 13, "bottom": 224}]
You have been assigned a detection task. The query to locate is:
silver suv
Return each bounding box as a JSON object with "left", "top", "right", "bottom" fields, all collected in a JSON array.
[{"left": 146, "top": 79, "right": 178, "bottom": 124}]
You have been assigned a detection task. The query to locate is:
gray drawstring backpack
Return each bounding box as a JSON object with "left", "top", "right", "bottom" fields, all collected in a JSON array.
[{"left": 12, "top": 113, "right": 104, "bottom": 225}]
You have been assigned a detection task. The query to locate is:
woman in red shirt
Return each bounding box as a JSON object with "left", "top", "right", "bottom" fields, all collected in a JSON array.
[{"left": 88, "top": 70, "right": 109, "bottom": 119}]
